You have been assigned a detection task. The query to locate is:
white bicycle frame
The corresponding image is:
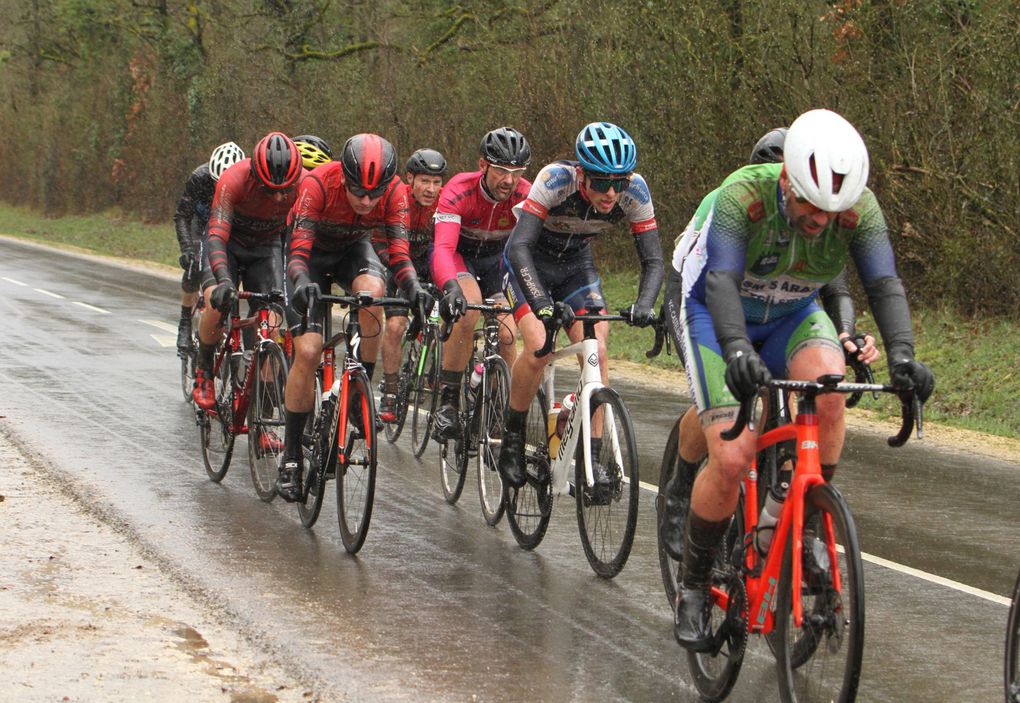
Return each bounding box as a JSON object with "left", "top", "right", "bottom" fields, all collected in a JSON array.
[{"left": 538, "top": 335, "right": 623, "bottom": 496}]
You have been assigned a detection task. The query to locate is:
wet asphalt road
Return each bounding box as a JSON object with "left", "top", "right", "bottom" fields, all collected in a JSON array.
[{"left": 1, "top": 238, "right": 1017, "bottom": 702}]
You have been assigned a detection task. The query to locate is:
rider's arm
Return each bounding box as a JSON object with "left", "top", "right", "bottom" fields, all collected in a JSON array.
[
  {"left": 381, "top": 181, "right": 420, "bottom": 294},
  {"left": 205, "top": 173, "right": 237, "bottom": 285},
  {"left": 287, "top": 175, "right": 326, "bottom": 287},
  {"left": 846, "top": 194, "right": 917, "bottom": 361},
  {"left": 505, "top": 208, "right": 553, "bottom": 312},
  {"left": 819, "top": 268, "right": 856, "bottom": 338},
  {"left": 632, "top": 227, "right": 664, "bottom": 312},
  {"left": 701, "top": 186, "right": 753, "bottom": 356}
]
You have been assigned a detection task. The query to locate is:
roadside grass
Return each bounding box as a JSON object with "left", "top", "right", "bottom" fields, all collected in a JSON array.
[{"left": 2, "top": 203, "right": 1017, "bottom": 440}]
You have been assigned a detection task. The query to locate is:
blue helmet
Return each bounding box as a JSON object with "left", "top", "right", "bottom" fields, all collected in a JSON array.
[{"left": 575, "top": 122, "right": 637, "bottom": 174}]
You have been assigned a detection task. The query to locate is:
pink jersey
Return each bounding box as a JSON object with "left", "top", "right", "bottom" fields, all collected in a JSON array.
[{"left": 430, "top": 170, "right": 531, "bottom": 288}]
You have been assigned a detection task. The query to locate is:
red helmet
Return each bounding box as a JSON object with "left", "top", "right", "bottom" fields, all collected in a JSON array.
[
  {"left": 341, "top": 133, "right": 398, "bottom": 197},
  {"left": 250, "top": 132, "right": 302, "bottom": 190}
]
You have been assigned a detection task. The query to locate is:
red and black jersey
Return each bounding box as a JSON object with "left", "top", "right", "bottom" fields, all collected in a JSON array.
[
  {"left": 288, "top": 162, "right": 416, "bottom": 291},
  {"left": 206, "top": 159, "right": 304, "bottom": 282}
]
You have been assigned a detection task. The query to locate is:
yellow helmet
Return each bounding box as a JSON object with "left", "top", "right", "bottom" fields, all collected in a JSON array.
[{"left": 293, "top": 135, "right": 333, "bottom": 169}]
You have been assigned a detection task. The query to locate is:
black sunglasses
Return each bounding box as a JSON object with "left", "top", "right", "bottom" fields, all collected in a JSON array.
[
  {"left": 585, "top": 173, "right": 631, "bottom": 194},
  {"left": 346, "top": 182, "right": 388, "bottom": 199}
]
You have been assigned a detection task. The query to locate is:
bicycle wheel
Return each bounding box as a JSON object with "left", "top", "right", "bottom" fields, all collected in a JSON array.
[
  {"left": 385, "top": 338, "right": 418, "bottom": 443},
  {"left": 336, "top": 368, "right": 378, "bottom": 554},
  {"left": 686, "top": 511, "right": 747, "bottom": 703},
  {"left": 439, "top": 361, "right": 472, "bottom": 505},
  {"left": 1005, "top": 570, "right": 1020, "bottom": 703},
  {"left": 506, "top": 387, "right": 553, "bottom": 550},
  {"left": 476, "top": 356, "right": 509, "bottom": 526},
  {"left": 574, "top": 387, "right": 639, "bottom": 579},
  {"left": 656, "top": 419, "right": 683, "bottom": 607},
  {"left": 180, "top": 330, "right": 198, "bottom": 403},
  {"left": 246, "top": 342, "right": 287, "bottom": 501},
  {"left": 411, "top": 329, "right": 441, "bottom": 458},
  {"left": 775, "top": 482, "right": 864, "bottom": 703},
  {"left": 200, "top": 354, "right": 235, "bottom": 482},
  {"left": 297, "top": 376, "right": 327, "bottom": 529}
]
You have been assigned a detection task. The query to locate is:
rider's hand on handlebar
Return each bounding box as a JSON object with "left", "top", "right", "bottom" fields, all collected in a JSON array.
[
  {"left": 890, "top": 358, "right": 935, "bottom": 402},
  {"left": 439, "top": 279, "right": 467, "bottom": 323},
  {"left": 291, "top": 278, "right": 321, "bottom": 312},
  {"left": 841, "top": 332, "right": 880, "bottom": 365},
  {"left": 210, "top": 280, "right": 237, "bottom": 313},
  {"left": 536, "top": 301, "right": 574, "bottom": 333},
  {"left": 409, "top": 282, "right": 434, "bottom": 319},
  {"left": 724, "top": 344, "right": 772, "bottom": 403},
  {"left": 626, "top": 301, "right": 655, "bottom": 328}
]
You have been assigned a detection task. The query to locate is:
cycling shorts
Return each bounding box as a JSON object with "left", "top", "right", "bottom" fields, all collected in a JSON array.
[
  {"left": 285, "top": 237, "right": 387, "bottom": 335},
  {"left": 501, "top": 247, "right": 605, "bottom": 320},
  {"left": 680, "top": 297, "right": 841, "bottom": 424},
  {"left": 200, "top": 239, "right": 284, "bottom": 310},
  {"left": 455, "top": 247, "right": 505, "bottom": 300}
]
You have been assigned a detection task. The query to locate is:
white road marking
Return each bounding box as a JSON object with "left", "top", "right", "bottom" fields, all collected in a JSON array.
[
  {"left": 34, "top": 288, "right": 66, "bottom": 299},
  {"left": 2, "top": 277, "right": 27, "bottom": 286},
  {"left": 73, "top": 301, "right": 111, "bottom": 314},
  {"left": 139, "top": 319, "right": 179, "bottom": 334},
  {"left": 633, "top": 479, "right": 1009, "bottom": 604},
  {"left": 151, "top": 334, "right": 178, "bottom": 348}
]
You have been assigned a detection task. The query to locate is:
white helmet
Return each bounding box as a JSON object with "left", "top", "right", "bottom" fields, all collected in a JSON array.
[
  {"left": 208, "top": 141, "right": 245, "bottom": 181},
  {"left": 784, "top": 109, "right": 869, "bottom": 212}
]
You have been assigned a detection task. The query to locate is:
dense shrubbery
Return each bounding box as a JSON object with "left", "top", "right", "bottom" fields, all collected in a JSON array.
[{"left": 1, "top": 0, "right": 1017, "bottom": 314}]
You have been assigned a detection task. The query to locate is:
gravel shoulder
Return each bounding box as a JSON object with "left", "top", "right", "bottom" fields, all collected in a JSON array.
[{"left": 0, "top": 425, "right": 315, "bottom": 703}]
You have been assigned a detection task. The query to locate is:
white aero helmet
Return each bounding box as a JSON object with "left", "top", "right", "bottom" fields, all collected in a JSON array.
[
  {"left": 208, "top": 141, "right": 246, "bottom": 181},
  {"left": 784, "top": 109, "right": 869, "bottom": 212}
]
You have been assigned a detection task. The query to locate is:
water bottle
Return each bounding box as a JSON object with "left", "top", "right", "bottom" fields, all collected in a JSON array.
[
  {"left": 755, "top": 482, "right": 788, "bottom": 555},
  {"left": 555, "top": 393, "right": 575, "bottom": 439},
  {"left": 468, "top": 362, "right": 484, "bottom": 390}
]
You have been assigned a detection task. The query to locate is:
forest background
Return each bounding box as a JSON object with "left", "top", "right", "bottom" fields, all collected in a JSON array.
[{"left": 0, "top": 0, "right": 1017, "bottom": 435}]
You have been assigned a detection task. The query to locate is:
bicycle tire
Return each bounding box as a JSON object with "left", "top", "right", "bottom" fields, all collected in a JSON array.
[
  {"left": 506, "top": 387, "right": 553, "bottom": 550},
  {"left": 200, "top": 352, "right": 235, "bottom": 482},
  {"left": 411, "top": 328, "right": 441, "bottom": 458},
  {"left": 1005, "top": 569, "right": 1020, "bottom": 703},
  {"left": 297, "top": 375, "right": 327, "bottom": 529},
  {"left": 246, "top": 342, "right": 287, "bottom": 502},
  {"left": 573, "top": 387, "right": 639, "bottom": 578},
  {"left": 336, "top": 368, "right": 378, "bottom": 554},
  {"left": 439, "top": 358, "right": 472, "bottom": 505},
  {"left": 385, "top": 338, "right": 418, "bottom": 443},
  {"left": 686, "top": 509, "right": 747, "bottom": 703},
  {"left": 656, "top": 418, "right": 683, "bottom": 607},
  {"left": 775, "top": 482, "right": 864, "bottom": 703},
  {"left": 476, "top": 356, "right": 509, "bottom": 526}
]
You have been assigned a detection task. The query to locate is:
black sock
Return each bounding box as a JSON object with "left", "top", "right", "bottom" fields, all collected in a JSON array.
[
  {"left": 821, "top": 463, "right": 837, "bottom": 482},
  {"left": 506, "top": 407, "right": 527, "bottom": 433},
  {"left": 383, "top": 372, "right": 399, "bottom": 393},
  {"left": 179, "top": 305, "right": 192, "bottom": 321},
  {"left": 283, "top": 410, "right": 309, "bottom": 462},
  {"left": 363, "top": 362, "right": 375, "bottom": 381},
  {"left": 198, "top": 341, "right": 214, "bottom": 372},
  {"left": 440, "top": 369, "right": 462, "bottom": 388}
]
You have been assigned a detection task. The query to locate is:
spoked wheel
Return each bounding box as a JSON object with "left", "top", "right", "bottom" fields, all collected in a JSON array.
[
  {"left": 686, "top": 512, "right": 746, "bottom": 703},
  {"left": 297, "top": 376, "right": 328, "bottom": 529},
  {"left": 656, "top": 418, "right": 684, "bottom": 608},
  {"left": 775, "top": 482, "right": 864, "bottom": 703},
  {"left": 411, "top": 329, "right": 441, "bottom": 458},
  {"left": 385, "top": 338, "right": 418, "bottom": 443},
  {"left": 476, "top": 357, "right": 509, "bottom": 526},
  {"left": 574, "top": 387, "right": 640, "bottom": 579},
  {"left": 200, "top": 355, "right": 235, "bottom": 482},
  {"left": 179, "top": 328, "right": 199, "bottom": 403},
  {"left": 336, "top": 369, "right": 378, "bottom": 554},
  {"left": 1006, "top": 570, "right": 1020, "bottom": 703},
  {"left": 246, "top": 342, "right": 287, "bottom": 502},
  {"left": 506, "top": 387, "right": 553, "bottom": 550},
  {"left": 439, "top": 362, "right": 472, "bottom": 505}
]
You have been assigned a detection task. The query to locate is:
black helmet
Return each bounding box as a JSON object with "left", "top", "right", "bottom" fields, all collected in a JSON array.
[
  {"left": 750, "top": 127, "right": 788, "bottom": 165},
  {"left": 406, "top": 148, "right": 447, "bottom": 176},
  {"left": 292, "top": 134, "right": 334, "bottom": 160},
  {"left": 340, "top": 133, "right": 398, "bottom": 195},
  {"left": 479, "top": 127, "right": 531, "bottom": 167}
]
